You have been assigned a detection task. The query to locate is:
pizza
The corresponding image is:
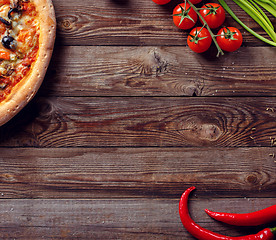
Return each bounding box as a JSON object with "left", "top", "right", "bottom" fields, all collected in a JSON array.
[{"left": 0, "top": 0, "right": 56, "bottom": 126}]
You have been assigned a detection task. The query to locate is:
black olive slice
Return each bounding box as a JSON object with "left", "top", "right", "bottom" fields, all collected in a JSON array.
[
  {"left": 0, "top": 17, "right": 11, "bottom": 27},
  {"left": 2, "top": 36, "right": 16, "bottom": 50},
  {"left": 8, "top": 8, "right": 22, "bottom": 20}
]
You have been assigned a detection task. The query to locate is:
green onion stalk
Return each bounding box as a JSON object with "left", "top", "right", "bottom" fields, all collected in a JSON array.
[{"left": 217, "top": 0, "right": 276, "bottom": 46}]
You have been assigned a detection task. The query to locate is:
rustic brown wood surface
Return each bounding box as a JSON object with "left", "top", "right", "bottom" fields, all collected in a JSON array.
[{"left": 0, "top": 0, "right": 275, "bottom": 239}]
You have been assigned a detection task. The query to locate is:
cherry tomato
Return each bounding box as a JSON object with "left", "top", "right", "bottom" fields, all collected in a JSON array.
[
  {"left": 173, "top": 3, "right": 198, "bottom": 30},
  {"left": 199, "top": 3, "right": 225, "bottom": 29},
  {"left": 187, "top": 27, "right": 212, "bottom": 53},
  {"left": 189, "top": 0, "right": 202, "bottom": 5},
  {"left": 152, "top": 0, "right": 171, "bottom": 4},
  {"left": 216, "top": 27, "right": 243, "bottom": 52}
]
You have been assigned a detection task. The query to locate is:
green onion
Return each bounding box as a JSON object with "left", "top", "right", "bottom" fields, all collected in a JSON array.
[
  {"left": 218, "top": 0, "right": 276, "bottom": 46},
  {"left": 233, "top": 0, "right": 276, "bottom": 41},
  {"left": 248, "top": 0, "right": 274, "bottom": 29},
  {"left": 255, "top": 0, "right": 276, "bottom": 17}
]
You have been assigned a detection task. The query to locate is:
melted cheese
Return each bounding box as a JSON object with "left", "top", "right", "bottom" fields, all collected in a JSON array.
[{"left": 0, "top": 5, "right": 10, "bottom": 16}]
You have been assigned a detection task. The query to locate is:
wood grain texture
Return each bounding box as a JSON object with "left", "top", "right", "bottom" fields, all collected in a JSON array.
[
  {"left": 0, "top": 97, "right": 275, "bottom": 147},
  {"left": 53, "top": 0, "right": 276, "bottom": 46},
  {"left": 41, "top": 46, "right": 276, "bottom": 97},
  {"left": 0, "top": 148, "right": 274, "bottom": 199},
  {"left": 0, "top": 0, "right": 275, "bottom": 238},
  {"left": 0, "top": 198, "right": 275, "bottom": 239}
]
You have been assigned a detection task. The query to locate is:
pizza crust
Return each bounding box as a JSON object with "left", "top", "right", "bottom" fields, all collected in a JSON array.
[{"left": 0, "top": 0, "right": 56, "bottom": 126}]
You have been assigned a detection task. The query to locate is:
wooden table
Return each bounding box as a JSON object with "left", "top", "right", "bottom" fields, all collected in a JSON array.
[{"left": 0, "top": 0, "right": 275, "bottom": 239}]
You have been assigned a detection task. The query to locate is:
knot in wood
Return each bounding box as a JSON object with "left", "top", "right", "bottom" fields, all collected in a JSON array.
[
  {"left": 38, "top": 99, "right": 54, "bottom": 116},
  {"left": 1, "top": 173, "right": 16, "bottom": 182},
  {"left": 186, "top": 86, "right": 199, "bottom": 96},
  {"left": 246, "top": 174, "right": 258, "bottom": 184},
  {"left": 195, "top": 124, "right": 221, "bottom": 142},
  {"left": 137, "top": 49, "right": 168, "bottom": 77},
  {"left": 60, "top": 19, "right": 73, "bottom": 31}
]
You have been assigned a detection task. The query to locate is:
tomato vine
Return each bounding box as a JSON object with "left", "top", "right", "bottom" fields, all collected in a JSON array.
[{"left": 187, "top": 0, "right": 225, "bottom": 56}]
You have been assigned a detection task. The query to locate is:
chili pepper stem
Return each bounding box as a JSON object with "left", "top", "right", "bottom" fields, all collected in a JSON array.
[{"left": 186, "top": 0, "right": 224, "bottom": 57}]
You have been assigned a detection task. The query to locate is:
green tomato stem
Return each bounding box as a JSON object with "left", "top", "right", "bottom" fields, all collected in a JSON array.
[{"left": 187, "top": 0, "right": 224, "bottom": 57}]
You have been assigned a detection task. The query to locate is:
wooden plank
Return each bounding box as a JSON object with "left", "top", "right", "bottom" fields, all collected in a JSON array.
[
  {"left": 0, "top": 147, "right": 274, "bottom": 199},
  {"left": 0, "top": 198, "right": 275, "bottom": 239},
  {"left": 43, "top": 46, "right": 276, "bottom": 97},
  {"left": 0, "top": 97, "right": 275, "bottom": 148},
  {"left": 53, "top": 0, "right": 276, "bottom": 46}
]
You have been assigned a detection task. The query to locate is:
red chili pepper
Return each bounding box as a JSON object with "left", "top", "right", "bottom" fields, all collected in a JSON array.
[
  {"left": 179, "top": 186, "right": 276, "bottom": 240},
  {"left": 205, "top": 204, "right": 276, "bottom": 226}
]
